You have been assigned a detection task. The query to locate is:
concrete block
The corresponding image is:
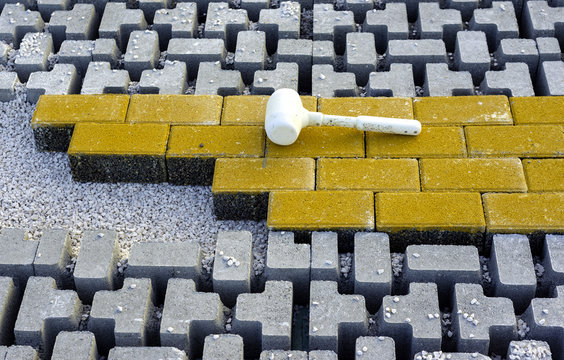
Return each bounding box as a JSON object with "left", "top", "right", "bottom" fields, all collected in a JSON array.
[
  {"left": 469, "top": 2, "right": 519, "bottom": 51},
  {"left": 241, "top": 0, "right": 270, "bottom": 22},
  {"left": 494, "top": 38, "right": 539, "bottom": 75},
  {"left": 416, "top": 2, "right": 463, "bottom": 50},
  {"left": 232, "top": 281, "right": 293, "bottom": 358},
  {"left": 344, "top": 0, "right": 373, "bottom": 23},
  {"left": 14, "top": 277, "right": 81, "bottom": 357},
  {"left": 26, "top": 63, "right": 80, "bottom": 103},
  {"left": 521, "top": 1, "right": 564, "bottom": 41},
  {"left": 160, "top": 278, "right": 225, "bottom": 359},
  {"left": 536, "top": 60, "right": 564, "bottom": 96},
  {"left": 506, "top": 340, "right": 553, "bottom": 360},
  {"left": 0, "top": 277, "right": 18, "bottom": 345},
  {"left": 363, "top": 3, "right": 409, "bottom": 53},
  {"left": 536, "top": 37, "right": 562, "bottom": 63},
  {"left": 0, "top": 4, "right": 44, "bottom": 49},
  {"left": 0, "top": 72, "right": 19, "bottom": 102},
  {"left": 234, "top": 30, "right": 267, "bottom": 84},
  {"left": 345, "top": 32, "right": 377, "bottom": 86},
  {"left": 91, "top": 38, "right": 121, "bottom": 68},
  {"left": 76, "top": 0, "right": 109, "bottom": 16},
  {"left": 138, "top": 61, "right": 188, "bottom": 94},
  {"left": 543, "top": 234, "right": 564, "bottom": 288},
  {"left": 195, "top": 61, "right": 244, "bottom": 95},
  {"left": 275, "top": 39, "right": 312, "bottom": 91},
  {"left": 123, "top": 30, "right": 160, "bottom": 81},
  {"left": 203, "top": 334, "right": 244, "bottom": 360},
  {"left": 385, "top": 39, "right": 448, "bottom": 84},
  {"left": 108, "top": 347, "right": 188, "bottom": 360},
  {"left": 452, "top": 283, "right": 517, "bottom": 355},
  {"left": 0, "top": 41, "right": 9, "bottom": 64},
  {"left": 260, "top": 350, "right": 307, "bottom": 359},
  {"left": 311, "top": 64, "right": 358, "bottom": 97},
  {"left": 14, "top": 32, "right": 53, "bottom": 82},
  {"left": 367, "top": 63, "right": 415, "bottom": 97},
  {"left": 138, "top": 0, "right": 171, "bottom": 23},
  {"left": 37, "top": 0, "right": 70, "bottom": 22},
  {"left": 310, "top": 232, "right": 339, "bottom": 281},
  {"left": 73, "top": 230, "right": 120, "bottom": 303},
  {"left": 454, "top": 31, "right": 490, "bottom": 84},
  {"left": 355, "top": 336, "right": 396, "bottom": 359},
  {"left": 4, "top": 346, "right": 38, "bottom": 359},
  {"left": 57, "top": 40, "right": 94, "bottom": 75},
  {"left": 258, "top": 1, "right": 301, "bottom": 54},
  {"left": 0, "top": 228, "right": 38, "bottom": 287},
  {"left": 479, "top": 62, "right": 535, "bottom": 97},
  {"left": 251, "top": 62, "right": 299, "bottom": 94},
  {"left": 48, "top": 4, "right": 97, "bottom": 49},
  {"left": 98, "top": 2, "right": 147, "bottom": 52},
  {"left": 33, "top": 229, "right": 72, "bottom": 288},
  {"left": 153, "top": 3, "right": 197, "bottom": 49},
  {"left": 489, "top": 234, "right": 536, "bottom": 313},
  {"left": 167, "top": 38, "right": 226, "bottom": 79},
  {"left": 353, "top": 233, "right": 391, "bottom": 313},
  {"left": 446, "top": 0, "right": 479, "bottom": 21},
  {"left": 81, "top": 61, "right": 130, "bottom": 94},
  {"left": 204, "top": 2, "right": 249, "bottom": 52},
  {"left": 423, "top": 63, "right": 474, "bottom": 96},
  {"left": 51, "top": 331, "right": 99, "bottom": 360},
  {"left": 312, "top": 4, "right": 355, "bottom": 54},
  {"left": 414, "top": 351, "right": 491, "bottom": 359},
  {"left": 312, "top": 40, "right": 335, "bottom": 65},
  {"left": 309, "top": 281, "right": 368, "bottom": 358},
  {"left": 310, "top": 350, "right": 338, "bottom": 359}
]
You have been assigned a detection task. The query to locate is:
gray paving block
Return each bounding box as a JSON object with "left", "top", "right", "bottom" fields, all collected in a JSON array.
[
  {"left": 363, "top": 3, "right": 409, "bottom": 54},
  {"left": 33, "top": 229, "right": 71, "bottom": 288},
  {"left": 452, "top": 283, "right": 516, "bottom": 355},
  {"left": 0, "top": 4, "right": 44, "bottom": 49},
  {"left": 194, "top": 61, "right": 244, "bottom": 95},
  {"left": 353, "top": 233, "right": 391, "bottom": 313},
  {"left": 89, "top": 278, "right": 155, "bottom": 353},
  {"left": 258, "top": 1, "right": 301, "bottom": 54},
  {"left": 80, "top": 61, "right": 130, "bottom": 94},
  {"left": 446, "top": 0, "right": 480, "bottom": 21},
  {"left": 26, "top": 63, "right": 80, "bottom": 103},
  {"left": 75, "top": 0, "right": 108, "bottom": 16},
  {"left": 453, "top": 31, "right": 490, "bottom": 84},
  {"left": 138, "top": 61, "right": 188, "bottom": 94},
  {"left": 312, "top": 64, "right": 358, "bottom": 97},
  {"left": 378, "top": 283, "right": 442, "bottom": 359},
  {"left": 160, "top": 278, "right": 225, "bottom": 359},
  {"left": 506, "top": 340, "right": 553, "bottom": 360},
  {"left": 479, "top": 62, "right": 535, "bottom": 97},
  {"left": 73, "top": 230, "right": 120, "bottom": 303},
  {"left": 309, "top": 281, "right": 368, "bottom": 357},
  {"left": 0, "top": 228, "right": 38, "bottom": 287},
  {"left": 416, "top": 2, "right": 463, "bottom": 51},
  {"left": 98, "top": 2, "right": 147, "bottom": 52},
  {"left": 0, "top": 41, "right": 8, "bottom": 64},
  {"left": 138, "top": 0, "right": 171, "bottom": 23},
  {"left": 48, "top": 4, "right": 97, "bottom": 49},
  {"left": 536, "top": 37, "right": 562, "bottom": 63},
  {"left": 494, "top": 38, "right": 539, "bottom": 75},
  {"left": 204, "top": 2, "right": 249, "bottom": 52},
  {"left": 543, "top": 234, "right": 564, "bottom": 288},
  {"left": 265, "top": 232, "right": 310, "bottom": 301},
  {"left": 312, "top": 4, "right": 355, "bottom": 54},
  {"left": 355, "top": 336, "right": 395, "bottom": 359},
  {"left": 310, "top": 350, "right": 338, "bottom": 359},
  {"left": 522, "top": 286, "right": 564, "bottom": 360},
  {"left": 51, "top": 331, "right": 99, "bottom": 360},
  {"left": 234, "top": 30, "right": 267, "bottom": 84},
  {"left": 123, "top": 30, "right": 160, "bottom": 81},
  {"left": 0, "top": 71, "right": 19, "bottom": 102},
  {"left": 344, "top": 0, "right": 373, "bottom": 23},
  {"left": 345, "top": 32, "right": 376, "bottom": 86},
  {"left": 310, "top": 232, "right": 339, "bottom": 282},
  {"left": 37, "top": 0, "right": 70, "bottom": 22},
  {"left": 414, "top": 351, "right": 492, "bottom": 359},
  {"left": 241, "top": 0, "right": 270, "bottom": 22},
  {"left": 385, "top": 39, "right": 448, "bottom": 84},
  {"left": 251, "top": 62, "right": 299, "bottom": 94},
  {"left": 213, "top": 231, "right": 253, "bottom": 307},
  {"left": 367, "top": 63, "right": 416, "bottom": 97},
  {"left": 423, "top": 63, "right": 474, "bottom": 96},
  {"left": 489, "top": 234, "right": 536, "bottom": 313},
  {"left": 0, "top": 277, "right": 18, "bottom": 345},
  {"left": 521, "top": 1, "right": 564, "bottom": 42},
  {"left": 232, "top": 281, "right": 293, "bottom": 358},
  {"left": 536, "top": 60, "right": 564, "bottom": 96},
  {"left": 108, "top": 347, "right": 188, "bottom": 360},
  {"left": 57, "top": 40, "right": 94, "bottom": 75},
  {"left": 468, "top": 2, "right": 519, "bottom": 51},
  {"left": 14, "top": 32, "right": 53, "bottom": 82},
  {"left": 312, "top": 40, "right": 335, "bottom": 65},
  {"left": 91, "top": 38, "right": 121, "bottom": 68},
  {"left": 260, "top": 350, "right": 308, "bottom": 359},
  {"left": 14, "top": 277, "right": 82, "bottom": 356},
  {"left": 4, "top": 346, "right": 38, "bottom": 360},
  {"left": 202, "top": 334, "right": 244, "bottom": 360},
  {"left": 275, "top": 39, "right": 312, "bottom": 91},
  {"left": 167, "top": 38, "right": 226, "bottom": 79},
  {"left": 153, "top": 3, "right": 198, "bottom": 50}
]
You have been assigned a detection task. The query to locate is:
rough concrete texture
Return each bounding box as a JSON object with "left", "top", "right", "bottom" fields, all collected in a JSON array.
[
  {"left": 0, "top": 71, "right": 19, "bottom": 102},
  {"left": 107, "top": 346, "right": 188, "bottom": 360},
  {"left": 33, "top": 229, "right": 71, "bottom": 288},
  {"left": 416, "top": 2, "right": 463, "bottom": 50},
  {"left": 51, "top": 331, "right": 99, "bottom": 360},
  {"left": 275, "top": 39, "right": 312, "bottom": 91},
  {"left": 469, "top": 1, "right": 519, "bottom": 51},
  {"left": 194, "top": 61, "right": 244, "bottom": 96},
  {"left": 80, "top": 61, "right": 130, "bottom": 94},
  {"left": 479, "top": 62, "right": 535, "bottom": 97},
  {"left": 385, "top": 39, "right": 448, "bottom": 84},
  {"left": 312, "top": 64, "right": 358, "bottom": 97},
  {"left": 355, "top": 336, "right": 396, "bottom": 359},
  {"left": 167, "top": 38, "right": 226, "bottom": 79},
  {"left": 202, "top": 334, "right": 244, "bottom": 360},
  {"left": 0, "top": 228, "right": 38, "bottom": 287},
  {"left": 26, "top": 63, "right": 80, "bottom": 103},
  {"left": 0, "top": 4, "right": 44, "bottom": 48},
  {"left": 494, "top": 38, "right": 539, "bottom": 75},
  {"left": 138, "top": 61, "right": 188, "bottom": 94},
  {"left": 536, "top": 61, "right": 564, "bottom": 96},
  {"left": 48, "top": 4, "right": 97, "bottom": 49},
  {"left": 204, "top": 2, "right": 249, "bottom": 52},
  {"left": 234, "top": 30, "right": 267, "bottom": 84},
  {"left": 258, "top": 2, "right": 301, "bottom": 54},
  {"left": 345, "top": 32, "right": 377, "bottom": 86},
  {"left": 153, "top": 3, "right": 198, "bottom": 49},
  {"left": 123, "top": 30, "right": 160, "bottom": 81},
  {"left": 310, "top": 232, "right": 340, "bottom": 282},
  {"left": 454, "top": 31, "right": 490, "bottom": 84},
  {"left": 251, "top": 62, "right": 299, "bottom": 94},
  {"left": 0, "top": 277, "right": 18, "bottom": 345},
  {"left": 367, "top": 63, "right": 416, "bottom": 97},
  {"left": 363, "top": 3, "right": 409, "bottom": 53},
  {"left": 423, "top": 63, "right": 474, "bottom": 96},
  {"left": 14, "top": 32, "right": 53, "bottom": 82},
  {"left": 312, "top": 4, "right": 355, "bottom": 54},
  {"left": 98, "top": 2, "right": 147, "bottom": 52},
  {"left": 543, "top": 234, "right": 564, "bottom": 288}
]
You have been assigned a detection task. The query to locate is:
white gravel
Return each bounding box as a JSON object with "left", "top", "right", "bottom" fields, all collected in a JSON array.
[{"left": 0, "top": 85, "right": 267, "bottom": 272}]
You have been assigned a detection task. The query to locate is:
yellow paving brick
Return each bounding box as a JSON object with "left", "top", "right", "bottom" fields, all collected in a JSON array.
[
  {"left": 376, "top": 192, "right": 485, "bottom": 232},
  {"left": 267, "top": 127, "right": 365, "bottom": 158},
  {"left": 482, "top": 193, "right": 564, "bottom": 233},
  {"left": 212, "top": 158, "right": 315, "bottom": 193},
  {"left": 221, "top": 95, "right": 317, "bottom": 125},
  {"left": 166, "top": 126, "right": 265, "bottom": 158},
  {"left": 522, "top": 159, "right": 564, "bottom": 192},
  {"left": 510, "top": 96, "right": 564, "bottom": 125},
  {"left": 126, "top": 94, "right": 223, "bottom": 125},
  {"left": 31, "top": 95, "right": 129, "bottom": 126},
  {"left": 366, "top": 126, "right": 467, "bottom": 158},
  {"left": 68, "top": 123, "right": 170, "bottom": 155},
  {"left": 317, "top": 158, "right": 420, "bottom": 191},
  {"left": 267, "top": 190, "right": 375, "bottom": 230},
  {"left": 465, "top": 125, "right": 564, "bottom": 158},
  {"left": 420, "top": 158, "right": 527, "bottom": 192},
  {"left": 413, "top": 96, "right": 513, "bottom": 126},
  {"left": 318, "top": 97, "right": 413, "bottom": 118}
]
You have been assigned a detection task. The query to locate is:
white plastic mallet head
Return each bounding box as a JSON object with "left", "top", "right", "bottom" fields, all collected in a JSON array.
[{"left": 265, "top": 88, "right": 422, "bottom": 146}]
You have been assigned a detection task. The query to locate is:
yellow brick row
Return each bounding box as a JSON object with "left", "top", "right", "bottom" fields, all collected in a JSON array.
[
  {"left": 318, "top": 97, "right": 414, "bottom": 118},
  {"left": 523, "top": 159, "right": 564, "bottom": 192},
  {"left": 221, "top": 95, "right": 317, "bottom": 125},
  {"left": 510, "top": 96, "right": 564, "bottom": 125}
]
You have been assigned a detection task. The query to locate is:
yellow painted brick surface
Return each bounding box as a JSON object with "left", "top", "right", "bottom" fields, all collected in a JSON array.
[
  {"left": 126, "top": 94, "right": 223, "bottom": 125},
  {"left": 367, "top": 127, "right": 467, "bottom": 158},
  {"left": 221, "top": 95, "right": 317, "bottom": 125},
  {"left": 318, "top": 97, "right": 413, "bottom": 118},
  {"left": 483, "top": 193, "right": 564, "bottom": 233},
  {"left": 376, "top": 192, "right": 485, "bottom": 232},
  {"left": 268, "top": 190, "right": 375, "bottom": 230},
  {"left": 413, "top": 96, "right": 512, "bottom": 126},
  {"left": 420, "top": 158, "right": 527, "bottom": 192},
  {"left": 317, "top": 158, "right": 420, "bottom": 191},
  {"left": 166, "top": 126, "right": 265, "bottom": 158},
  {"left": 267, "top": 127, "right": 365, "bottom": 158},
  {"left": 68, "top": 123, "right": 170, "bottom": 155},
  {"left": 523, "top": 159, "right": 564, "bottom": 192},
  {"left": 510, "top": 96, "right": 564, "bottom": 124},
  {"left": 212, "top": 158, "right": 315, "bottom": 193},
  {"left": 465, "top": 125, "right": 564, "bottom": 158},
  {"left": 32, "top": 95, "right": 129, "bottom": 126}
]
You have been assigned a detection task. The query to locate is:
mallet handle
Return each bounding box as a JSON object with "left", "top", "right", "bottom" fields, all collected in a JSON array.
[{"left": 308, "top": 113, "right": 422, "bottom": 135}]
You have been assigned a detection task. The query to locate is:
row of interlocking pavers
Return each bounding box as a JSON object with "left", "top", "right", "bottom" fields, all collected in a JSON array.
[
  {"left": 0, "top": 227, "right": 562, "bottom": 358},
  {"left": 0, "top": 0, "right": 563, "bottom": 100}
]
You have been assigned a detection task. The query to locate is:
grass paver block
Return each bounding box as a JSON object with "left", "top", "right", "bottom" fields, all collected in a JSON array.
[
  {"left": 0, "top": 228, "right": 38, "bottom": 287},
  {"left": 33, "top": 229, "right": 72, "bottom": 288},
  {"left": 51, "top": 331, "right": 99, "bottom": 360},
  {"left": 203, "top": 334, "right": 244, "bottom": 360}
]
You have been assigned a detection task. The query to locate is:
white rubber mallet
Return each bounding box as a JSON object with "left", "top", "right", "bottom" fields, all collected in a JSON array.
[{"left": 265, "top": 88, "right": 422, "bottom": 146}]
